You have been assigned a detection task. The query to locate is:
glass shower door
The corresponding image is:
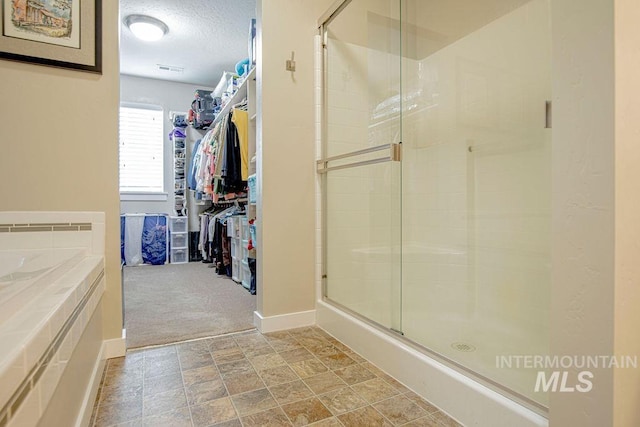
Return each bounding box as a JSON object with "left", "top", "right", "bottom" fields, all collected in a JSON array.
[
  {"left": 320, "top": 0, "right": 403, "bottom": 332},
  {"left": 399, "top": 0, "right": 551, "bottom": 407}
]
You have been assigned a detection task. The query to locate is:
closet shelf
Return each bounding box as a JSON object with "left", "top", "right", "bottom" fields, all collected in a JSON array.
[
  {"left": 250, "top": 114, "right": 257, "bottom": 121},
  {"left": 207, "top": 67, "right": 256, "bottom": 130}
]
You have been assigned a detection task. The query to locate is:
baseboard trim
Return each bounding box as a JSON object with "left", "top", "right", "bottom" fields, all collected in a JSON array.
[
  {"left": 76, "top": 344, "right": 106, "bottom": 427},
  {"left": 254, "top": 309, "right": 316, "bottom": 333},
  {"left": 103, "top": 337, "right": 126, "bottom": 359}
]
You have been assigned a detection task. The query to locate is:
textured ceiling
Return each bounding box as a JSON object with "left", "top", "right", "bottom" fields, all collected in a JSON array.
[{"left": 120, "top": 0, "right": 256, "bottom": 87}]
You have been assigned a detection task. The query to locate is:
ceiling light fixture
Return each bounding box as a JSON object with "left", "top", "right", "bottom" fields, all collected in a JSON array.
[{"left": 125, "top": 15, "right": 168, "bottom": 42}]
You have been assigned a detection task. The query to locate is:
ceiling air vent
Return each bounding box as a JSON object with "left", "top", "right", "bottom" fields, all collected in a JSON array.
[{"left": 157, "top": 64, "right": 184, "bottom": 73}]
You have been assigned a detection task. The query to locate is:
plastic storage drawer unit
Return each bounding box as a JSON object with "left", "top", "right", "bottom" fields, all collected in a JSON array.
[
  {"left": 171, "top": 248, "right": 188, "bottom": 264},
  {"left": 169, "top": 216, "right": 188, "bottom": 233},
  {"left": 171, "top": 232, "right": 188, "bottom": 249}
]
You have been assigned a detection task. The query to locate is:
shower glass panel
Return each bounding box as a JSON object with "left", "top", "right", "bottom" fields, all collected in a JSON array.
[
  {"left": 322, "top": 0, "right": 550, "bottom": 409},
  {"left": 323, "top": 0, "right": 402, "bottom": 331},
  {"left": 400, "top": 0, "right": 551, "bottom": 407}
]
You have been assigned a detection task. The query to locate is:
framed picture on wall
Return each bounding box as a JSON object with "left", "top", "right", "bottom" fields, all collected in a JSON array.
[{"left": 0, "top": 0, "right": 101, "bottom": 73}]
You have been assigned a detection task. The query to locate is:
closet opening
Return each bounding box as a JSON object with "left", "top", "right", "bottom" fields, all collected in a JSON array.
[{"left": 118, "top": 0, "right": 259, "bottom": 350}]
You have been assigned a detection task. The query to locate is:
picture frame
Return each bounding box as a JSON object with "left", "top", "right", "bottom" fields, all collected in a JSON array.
[{"left": 0, "top": 0, "right": 101, "bottom": 73}]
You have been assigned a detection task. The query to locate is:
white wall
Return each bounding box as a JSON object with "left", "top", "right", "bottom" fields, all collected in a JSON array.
[{"left": 119, "top": 75, "right": 213, "bottom": 217}]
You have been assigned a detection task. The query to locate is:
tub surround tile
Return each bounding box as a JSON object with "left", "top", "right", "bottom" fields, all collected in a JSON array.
[{"left": 0, "top": 260, "right": 104, "bottom": 427}]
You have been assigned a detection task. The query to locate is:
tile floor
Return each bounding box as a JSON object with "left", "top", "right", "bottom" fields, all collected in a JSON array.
[{"left": 90, "top": 326, "right": 462, "bottom": 427}]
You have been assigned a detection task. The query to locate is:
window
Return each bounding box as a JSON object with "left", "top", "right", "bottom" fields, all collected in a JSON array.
[{"left": 119, "top": 104, "right": 164, "bottom": 195}]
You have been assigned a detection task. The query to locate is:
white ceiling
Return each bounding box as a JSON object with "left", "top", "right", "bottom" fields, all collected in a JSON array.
[{"left": 119, "top": 0, "right": 256, "bottom": 87}]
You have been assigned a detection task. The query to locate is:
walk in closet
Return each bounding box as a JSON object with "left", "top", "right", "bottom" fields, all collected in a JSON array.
[{"left": 119, "top": 0, "right": 258, "bottom": 348}]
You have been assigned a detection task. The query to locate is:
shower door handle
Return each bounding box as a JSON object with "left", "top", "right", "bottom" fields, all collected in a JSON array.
[{"left": 316, "top": 143, "right": 401, "bottom": 174}]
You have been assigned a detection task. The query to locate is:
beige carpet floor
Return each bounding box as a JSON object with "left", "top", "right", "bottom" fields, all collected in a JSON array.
[{"left": 123, "top": 262, "right": 256, "bottom": 349}]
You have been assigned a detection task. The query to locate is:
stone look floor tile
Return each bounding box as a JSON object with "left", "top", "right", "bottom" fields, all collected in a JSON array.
[
  {"left": 182, "top": 365, "right": 221, "bottom": 387},
  {"left": 241, "top": 407, "right": 293, "bottom": 427},
  {"left": 268, "top": 380, "right": 315, "bottom": 405},
  {"left": 143, "top": 372, "right": 183, "bottom": 397},
  {"left": 351, "top": 377, "right": 400, "bottom": 404},
  {"left": 307, "top": 417, "right": 343, "bottom": 426},
  {"left": 178, "top": 350, "right": 214, "bottom": 371},
  {"left": 281, "top": 397, "right": 333, "bottom": 426},
  {"left": 218, "top": 359, "right": 255, "bottom": 376},
  {"left": 99, "top": 383, "right": 142, "bottom": 407},
  {"left": 334, "top": 364, "right": 376, "bottom": 385},
  {"left": 402, "top": 415, "right": 441, "bottom": 427},
  {"left": 404, "top": 392, "right": 441, "bottom": 414},
  {"left": 143, "top": 353, "right": 180, "bottom": 379},
  {"left": 249, "top": 352, "right": 287, "bottom": 371},
  {"left": 92, "top": 326, "right": 458, "bottom": 427},
  {"left": 303, "top": 372, "right": 347, "bottom": 395},
  {"left": 373, "top": 394, "right": 428, "bottom": 425},
  {"left": 318, "top": 387, "right": 367, "bottom": 416},
  {"left": 212, "top": 347, "right": 246, "bottom": 364},
  {"left": 279, "top": 348, "right": 315, "bottom": 363},
  {"left": 210, "top": 419, "right": 243, "bottom": 427},
  {"left": 222, "top": 370, "right": 266, "bottom": 395},
  {"left": 343, "top": 351, "right": 367, "bottom": 364},
  {"left": 289, "top": 359, "right": 328, "bottom": 378},
  {"left": 429, "top": 410, "right": 463, "bottom": 427},
  {"left": 231, "top": 388, "right": 278, "bottom": 417},
  {"left": 185, "top": 377, "right": 228, "bottom": 405},
  {"left": 337, "top": 405, "right": 393, "bottom": 427},
  {"left": 94, "top": 399, "right": 143, "bottom": 427},
  {"left": 142, "top": 406, "right": 192, "bottom": 427},
  {"left": 142, "top": 387, "right": 187, "bottom": 418},
  {"left": 258, "top": 365, "right": 299, "bottom": 387},
  {"left": 243, "top": 343, "right": 276, "bottom": 358},
  {"left": 190, "top": 396, "right": 238, "bottom": 427}
]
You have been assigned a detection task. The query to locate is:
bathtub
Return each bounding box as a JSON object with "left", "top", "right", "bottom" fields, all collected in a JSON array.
[
  {"left": 0, "top": 212, "right": 107, "bottom": 427},
  {"left": 0, "top": 248, "right": 84, "bottom": 326}
]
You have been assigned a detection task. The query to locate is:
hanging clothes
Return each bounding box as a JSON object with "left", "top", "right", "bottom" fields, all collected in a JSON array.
[{"left": 231, "top": 108, "right": 249, "bottom": 180}]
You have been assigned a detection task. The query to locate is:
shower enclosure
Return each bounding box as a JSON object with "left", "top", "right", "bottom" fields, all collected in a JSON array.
[{"left": 318, "top": 0, "right": 551, "bottom": 410}]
